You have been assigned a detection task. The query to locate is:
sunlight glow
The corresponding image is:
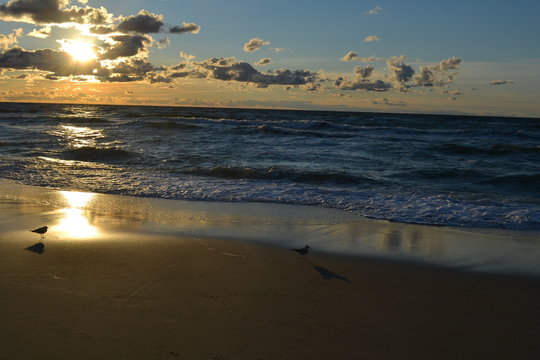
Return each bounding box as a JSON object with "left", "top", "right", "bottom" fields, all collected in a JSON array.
[
  {"left": 53, "top": 191, "right": 99, "bottom": 239},
  {"left": 59, "top": 39, "right": 97, "bottom": 62}
]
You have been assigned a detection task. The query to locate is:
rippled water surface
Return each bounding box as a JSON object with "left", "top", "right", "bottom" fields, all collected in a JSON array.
[{"left": 0, "top": 102, "right": 539, "bottom": 230}]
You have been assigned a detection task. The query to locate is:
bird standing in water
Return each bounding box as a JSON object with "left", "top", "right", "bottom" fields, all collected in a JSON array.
[
  {"left": 292, "top": 245, "right": 310, "bottom": 255},
  {"left": 30, "top": 226, "right": 48, "bottom": 242}
]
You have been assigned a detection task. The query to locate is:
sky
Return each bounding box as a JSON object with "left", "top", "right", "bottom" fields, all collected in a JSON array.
[{"left": 0, "top": 0, "right": 538, "bottom": 117}]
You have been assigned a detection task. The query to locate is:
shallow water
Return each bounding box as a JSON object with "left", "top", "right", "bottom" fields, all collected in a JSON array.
[
  {"left": 0, "top": 102, "right": 539, "bottom": 230},
  {"left": 2, "top": 179, "right": 539, "bottom": 276}
]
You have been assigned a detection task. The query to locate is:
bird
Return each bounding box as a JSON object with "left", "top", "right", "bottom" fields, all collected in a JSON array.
[
  {"left": 30, "top": 226, "right": 48, "bottom": 242},
  {"left": 292, "top": 245, "right": 310, "bottom": 255}
]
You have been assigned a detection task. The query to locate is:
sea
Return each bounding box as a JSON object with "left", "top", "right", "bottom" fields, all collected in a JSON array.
[{"left": 0, "top": 101, "right": 539, "bottom": 231}]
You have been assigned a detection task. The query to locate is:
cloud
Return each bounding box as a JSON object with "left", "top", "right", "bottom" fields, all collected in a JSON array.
[
  {"left": 414, "top": 66, "right": 437, "bottom": 87},
  {"left": 336, "top": 55, "right": 462, "bottom": 93},
  {"left": 155, "top": 56, "right": 317, "bottom": 88},
  {"left": 363, "top": 35, "right": 380, "bottom": 42},
  {"left": 439, "top": 57, "right": 462, "bottom": 70},
  {"left": 194, "top": 57, "right": 316, "bottom": 87},
  {"left": 355, "top": 65, "right": 374, "bottom": 79},
  {"left": 179, "top": 51, "right": 196, "bottom": 62},
  {"left": 169, "top": 22, "right": 200, "bottom": 34},
  {"left": 0, "top": 27, "right": 22, "bottom": 49},
  {"left": 0, "top": 0, "right": 69, "bottom": 24},
  {"left": 157, "top": 36, "right": 170, "bottom": 49},
  {"left": 256, "top": 57, "right": 273, "bottom": 66},
  {"left": 371, "top": 98, "right": 407, "bottom": 107},
  {"left": 387, "top": 56, "right": 415, "bottom": 86},
  {"left": 335, "top": 65, "right": 390, "bottom": 91},
  {"left": 412, "top": 57, "right": 462, "bottom": 87},
  {"left": 88, "top": 25, "right": 116, "bottom": 34},
  {"left": 243, "top": 38, "right": 270, "bottom": 52},
  {"left": 117, "top": 10, "right": 164, "bottom": 34},
  {"left": 28, "top": 26, "right": 52, "bottom": 38},
  {"left": 0, "top": 46, "right": 98, "bottom": 76},
  {"left": 365, "top": 6, "right": 384, "bottom": 15},
  {"left": 340, "top": 51, "right": 383, "bottom": 62},
  {"left": 0, "top": 0, "right": 112, "bottom": 25},
  {"left": 99, "top": 34, "right": 152, "bottom": 60},
  {"left": 335, "top": 77, "right": 390, "bottom": 91},
  {"left": 270, "top": 47, "right": 291, "bottom": 53},
  {"left": 341, "top": 51, "right": 358, "bottom": 62},
  {"left": 490, "top": 80, "right": 513, "bottom": 85}
]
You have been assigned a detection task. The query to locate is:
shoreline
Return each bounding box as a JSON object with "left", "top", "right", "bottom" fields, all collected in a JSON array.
[{"left": 1, "top": 179, "right": 540, "bottom": 359}]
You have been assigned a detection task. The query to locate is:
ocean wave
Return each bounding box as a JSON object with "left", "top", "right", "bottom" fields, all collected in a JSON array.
[
  {"left": 249, "top": 124, "right": 354, "bottom": 138},
  {"left": 406, "top": 168, "right": 483, "bottom": 180},
  {"left": 433, "top": 143, "right": 540, "bottom": 156},
  {"left": 480, "top": 173, "right": 540, "bottom": 189},
  {"left": 181, "top": 166, "right": 378, "bottom": 185},
  {"left": 142, "top": 120, "right": 202, "bottom": 130},
  {"left": 61, "top": 146, "right": 135, "bottom": 161}
]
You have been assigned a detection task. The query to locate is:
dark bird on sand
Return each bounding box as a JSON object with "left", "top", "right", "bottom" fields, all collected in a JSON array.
[
  {"left": 292, "top": 245, "right": 311, "bottom": 255},
  {"left": 30, "top": 226, "right": 48, "bottom": 241}
]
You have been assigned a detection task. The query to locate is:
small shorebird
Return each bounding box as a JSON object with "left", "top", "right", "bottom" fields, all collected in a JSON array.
[
  {"left": 292, "top": 245, "right": 311, "bottom": 255},
  {"left": 30, "top": 226, "right": 48, "bottom": 242}
]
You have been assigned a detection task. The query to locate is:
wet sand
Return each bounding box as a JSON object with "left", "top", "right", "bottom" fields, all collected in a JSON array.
[{"left": 0, "top": 181, "right": 539, "bottom": 359}]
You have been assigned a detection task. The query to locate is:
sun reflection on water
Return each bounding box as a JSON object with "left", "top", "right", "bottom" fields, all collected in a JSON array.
[
  {"left": 52, "top": 191, "right": 99, "bottom": 239},
  {"left": 49, "top": 125, "right": 104, "bottom": 148}
]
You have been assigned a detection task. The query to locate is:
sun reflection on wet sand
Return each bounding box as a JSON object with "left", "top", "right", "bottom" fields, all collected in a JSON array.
[{"left": 51, "top": 191, "right": 99, "bottom": 239}]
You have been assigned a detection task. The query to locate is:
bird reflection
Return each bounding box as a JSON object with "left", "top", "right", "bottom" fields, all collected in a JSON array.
[
  {"left": 25, "top": 242, "right": 45, "bottom": 254},
  {"left": 51, "top": 191, "right": 99, "bottom": 239}
]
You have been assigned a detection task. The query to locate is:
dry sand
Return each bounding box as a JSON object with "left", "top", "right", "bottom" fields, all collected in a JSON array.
[{"left": 1, "top": 181, "right": 539, "bottom": 359}]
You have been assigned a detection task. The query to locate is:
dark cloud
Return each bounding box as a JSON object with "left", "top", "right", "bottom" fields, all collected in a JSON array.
[
  {"left": 335, "top": 76, "right": 390, "bottom": 91},
  {"left": 63, "top": 5, "right": 112, "bottom": 25},
  {"left": 117, "top": 10, "right": 163, "bottom": 34},
  {"left": 109, "top": 58, "right": 155, "bottom": 75},
  {"left": 99, "top": 34, "right": 152, "bottom": 60},
  {"left": 0, "top": 0, "right": 69, "bottom": 24},
  {"left": 147, "top": 73, "right": 173, "bottom": 83},
  {"left": 414, "top": 66, "right": 437, "bottom": 87},
  {"left": 0, "top": 46, "right": 97, "bottom": 76},
  {"left": 169, "top": 23, "right": 200, "bottom": 34},
  {"left": 0, "top": 0, "right": 111, "bottom": 25},
  {"left": 89, "top": 24, "right": 115, "bottom": 34},
  {"left": 154, "top": 56, "right": 317, "bottom": 88},
  {"left": 387, "top": 57, "right": 415, "bottom": 84},
  {"left": 195, "top": 57, "right": 316, "bottom": 87}
]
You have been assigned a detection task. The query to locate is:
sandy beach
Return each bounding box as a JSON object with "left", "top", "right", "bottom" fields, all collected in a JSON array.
[{"left": 1, "top": 180, "right": 539, "bottom": 360}]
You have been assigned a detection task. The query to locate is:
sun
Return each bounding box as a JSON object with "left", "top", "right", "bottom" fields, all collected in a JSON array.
[{"left": 59, "top": 39, "right": 97, "bottom": 62}]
